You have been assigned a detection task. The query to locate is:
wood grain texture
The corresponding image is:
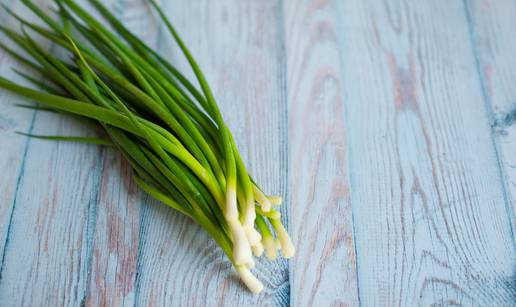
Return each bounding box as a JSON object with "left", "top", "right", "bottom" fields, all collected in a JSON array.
[
  {"left": 82, "top": 1, "right": 153, "bottom": 306},
  {"left": 132, "top": 0, "right": 289, "bottom": 306},
  {"left": 1, "top": 0, "right": 516, "bottom": 306},
  {"left": 335, "top": 0, "right": 515, "bottom": 305},
  {"left": 84, "top": 152, "right": 142, "bottom": 307},
  {"left": 282, "top": 0, "right": 359, "bottom": 306},
  {"left": 0, "top": 1, "right": 105, "bottom": 306},
  {"left": 465, "top": 0, "right": 516, "bottom": 236},
  {"left": 0, "top": 0, "right": 36, "bottom": 274}
]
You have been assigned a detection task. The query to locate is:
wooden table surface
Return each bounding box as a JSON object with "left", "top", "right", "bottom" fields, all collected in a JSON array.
[{"left": 0, "top": 0, "right": 515, "bottom": 306}]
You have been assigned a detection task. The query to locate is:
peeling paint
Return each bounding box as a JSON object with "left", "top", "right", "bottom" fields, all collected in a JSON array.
[{"left": 492, "top": 103, "right": 516, "bottom": 135}]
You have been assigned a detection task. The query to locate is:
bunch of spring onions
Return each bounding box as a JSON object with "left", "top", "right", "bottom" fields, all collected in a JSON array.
[{"left": 0, "top": 0, "right": 294, "bottom": 293}]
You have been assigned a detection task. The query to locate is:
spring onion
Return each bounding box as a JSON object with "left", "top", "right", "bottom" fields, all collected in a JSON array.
[{"left": 0, "top": 0, "right": 294, "bottom": 293}]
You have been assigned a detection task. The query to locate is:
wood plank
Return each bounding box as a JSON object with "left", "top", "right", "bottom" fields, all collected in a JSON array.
[
  {"left": 335, "top": 0, "right": 515, "bottom": 305},
  {"left": 0, "top": 115, "right": 104, "bottom": 306},
  {"left": 0, "top": 1, "right": 141, "bottom": 306},
  {"left": 465, "top": 0, "right": 516, "bottom": 236},
  {"left": 0, "top": 0, "right": 291, "bottom": 305},
  {"left": 0, "top": 1, "right": 105, "bottom": 306},
  {"left": 0, "top": 0, "right": 38, "bottom": 272},
  {"left": 128, "top": 0, "right": 290, "bottom": 306},
  {"left": 84, "top": 152, "right": 142, "bottom": 307},
  {"left": 282, "top": 0, "right": 359, "bottom": 306},
  {"left": 82, "top": 1, "right": 154, "bottom": 306}
]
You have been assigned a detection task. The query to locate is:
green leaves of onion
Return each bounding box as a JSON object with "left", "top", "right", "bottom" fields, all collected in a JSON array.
[{"left": 0, "top": 0, "right": 294, "bottom": 293}]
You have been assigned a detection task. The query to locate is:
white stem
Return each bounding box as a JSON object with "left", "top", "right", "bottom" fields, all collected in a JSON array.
[
  {"left": 271, "top": 220, "right": 295, "bottom": 258},
  {"left": 225, "top": 186, "right": 238, "bottom": 221},
  {"left": 244, "top": 227, "right": 262, "bottom": 246},
  {"left": 243, "top": 199, "right": 257, "bottom": 228},
  {"left": 253, "top": 185, "right": 272, "bottom": 212},
  {"left": 268, "top": 195, "right": 283, "bottom": 206},
  {"left": 228, "top": 219, "right": 252, "bottom": 265},
  {"left": 246, "top": 257, "right": 255, "bottom": 269},
  {"left": 236, "top": 266, "right": 264, "bottom": 294},
  {"left": 275, "top": 239, "right": 281, "bottom": 251},
  {"left": 252, "top": 242, "right": 264, "bottom": 257},
  {"left": 263, "top": 236, "right": 277, "bottom": 260}
]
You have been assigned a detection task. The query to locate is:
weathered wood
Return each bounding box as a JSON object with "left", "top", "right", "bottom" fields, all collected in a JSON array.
[
  {"left": 82, "top": 1, "right": 153, "bottom": 306},
  {"left": 0, "top": 1, "right": 148, "bottom": 306},
  {"left": 2, "top": 0, "right": 516, "bottom": 306},
  {"left": 335, "top": 0, "right": 515, "bottom": 305},
  {"left": 0, "top": 116, "right": 104, "bottom": 306},
  {"left": 83, "top": 151, "right": 143, "bottom": 307},
  {"left": 465, "top": 0, "right": 516, "bottom": 236},
  {"left": 0, "top": 1, "right": 104, "bottom": 306},
  {"left": 283, "top": 0, "right": 359, "bottom": 306},
  {"left": 132, "top": 0, "right": 289, "bottom": 306},
  {"left": 0, "top": 0, "right": 36, "bottom": 275},
  {"left": 0, "top": 0, "right": 291, "bottom": 305}
]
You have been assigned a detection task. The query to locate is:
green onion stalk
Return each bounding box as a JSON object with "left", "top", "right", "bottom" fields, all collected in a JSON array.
[{"left": 0, "top": 0, "right": 294, "bottom": 293}]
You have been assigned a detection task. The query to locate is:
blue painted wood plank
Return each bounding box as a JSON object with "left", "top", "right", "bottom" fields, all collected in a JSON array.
[
  {"left": 80, "top": 1, "right": 149, "bottom": 305},
  {"left": 0, "top": 1, "right": 133, "bottom": 305},
  {"left": 2, "top": 0, "right": 515, "bottom": 306},
  {"left": 282, "top": 0, "right": 360, "bottom": 306},
  {"left": 132, "top": 0, "right": 290, "bottom": 305},
  {"left": 464, "top": 0, "right": 516, "bottom": 241},
  {"left": 0, "top": 2, "right": 100, "bottom": 305},
  {"left": 0, "top": 0, "right": 41, "bottom": 277},
  {"left": 335, "top": 0, "right": 515, "bottom": 305},
  {"left": 0, "top": 93, "right": 106, "bottom": 304},
  {"left": 0, "top": 0, "right": 290, "bottom": 304}
]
